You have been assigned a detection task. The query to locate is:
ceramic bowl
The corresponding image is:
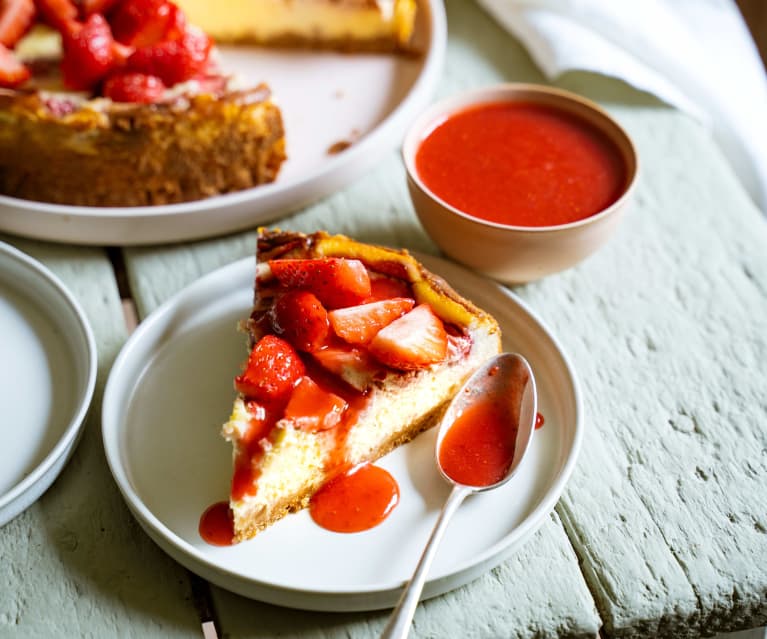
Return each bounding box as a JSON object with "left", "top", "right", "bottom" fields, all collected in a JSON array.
[{"left": 403, "top": 84, "right": 638, "bottom": 284}]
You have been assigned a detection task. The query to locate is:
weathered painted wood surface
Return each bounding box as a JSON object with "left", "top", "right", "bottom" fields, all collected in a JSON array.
[{"left": 2, "top": 0, "right": 766, "bottom": 636}]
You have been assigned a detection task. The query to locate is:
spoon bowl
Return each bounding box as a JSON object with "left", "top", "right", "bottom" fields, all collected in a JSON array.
[
  {"left": 436, "top": 353, "right": 537, "bottom": 491},
  {"left": 381, "top": 353, "right": 537, "bottom": 639}
]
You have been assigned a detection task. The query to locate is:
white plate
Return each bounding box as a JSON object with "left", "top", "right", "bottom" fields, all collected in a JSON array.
[
  {"left": 0, "top": 1, "right": 445, "bottom": 246},
  {"left": 0, "top": 242, "right": 97, "bottom": 526},
  {"left": 102, "top": 254, "right": 582, "bottom": 611}
]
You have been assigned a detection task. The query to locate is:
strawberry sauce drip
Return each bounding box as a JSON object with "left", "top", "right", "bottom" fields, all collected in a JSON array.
[
  {"left": 230, "top": 401, "right": 281, "bottom": 501},
  {"left": 199, "top": 501, "right": 235, "bottom": 546},
  {"left": 535, "top": 412, "right": 545, "bottom": 429},
  {"left": 301, "top": 358, "right": 370, "bottom": 476},
  {"left": 309, "top": 463, "right": 399, "bottom": 533}
]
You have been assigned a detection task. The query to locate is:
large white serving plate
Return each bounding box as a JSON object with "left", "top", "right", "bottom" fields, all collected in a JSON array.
[
  {"left": 0, "top": 242, "right": 97, "bottom": 526},
  {"left": 102, "top": 254, "right": 582, "bottom": 611},
  {"left": 0, "top": 1, "right": 445, "bottom": 246}
]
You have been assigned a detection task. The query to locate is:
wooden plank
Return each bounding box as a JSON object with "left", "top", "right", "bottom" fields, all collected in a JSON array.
[{"left": 0, "top": 236, "right": 200, "bottom": 638}]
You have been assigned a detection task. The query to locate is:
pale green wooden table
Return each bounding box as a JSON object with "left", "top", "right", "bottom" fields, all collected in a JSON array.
[{"left": 2, "top": 1, "right": 767, "bottom": 637}]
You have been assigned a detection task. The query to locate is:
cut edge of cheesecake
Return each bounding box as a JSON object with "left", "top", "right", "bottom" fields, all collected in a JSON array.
[
  {"left": 222, "top": 229, "right": 502, "bottom": 542},
  {"left": 174, "top": 0, "right": 418, "bottom": 53}
]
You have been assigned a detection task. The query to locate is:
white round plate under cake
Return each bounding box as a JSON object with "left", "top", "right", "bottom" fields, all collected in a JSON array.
[
  {"left": 0, "top": 0, "right": 446, "bottom": 246},
  {"left": 102, "top": 253, "right": 583, "bottom": 612},
  {"left": 0, "top": 242, "right": 97, "bottom": 526}
]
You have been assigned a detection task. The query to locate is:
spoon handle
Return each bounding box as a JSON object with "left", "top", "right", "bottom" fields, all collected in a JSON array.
[{"left": 380, "top": 484, "right": 471, "bottom": 639}]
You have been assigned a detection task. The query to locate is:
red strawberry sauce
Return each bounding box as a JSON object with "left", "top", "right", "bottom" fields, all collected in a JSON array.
[
  {"left": 309, "top": 463, "right": 400, "bottom": 533},
  {"left": 199, "top": 501, "right": 234, "bottom": 546},
  {"left": 415, "top": 101, "right": 627, "bottom": 227},
  {"left": 438, "top": 396, "right": 518, "bottom": 487}
]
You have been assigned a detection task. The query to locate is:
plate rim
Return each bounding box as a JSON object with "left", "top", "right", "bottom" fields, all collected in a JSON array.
[
  {"left": 0, "top": 242, "right": 98, "bottom": 517},
  {"left": 102, "top": 253, "right": 583, "bottom": 608},
  {"left": 0, "top": 0, "right": 447, "bottom": 245}
]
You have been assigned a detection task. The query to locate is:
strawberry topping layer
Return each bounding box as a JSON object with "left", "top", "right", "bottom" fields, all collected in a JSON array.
[
  {"left": 228, "top": 254, "right": 478, "bottom": 503},
  {"left": 0, "top": 0, "right": 217, "bottom": 102},
  {"left": 240, "top": 262, "right": 467, "bottom": 428}
]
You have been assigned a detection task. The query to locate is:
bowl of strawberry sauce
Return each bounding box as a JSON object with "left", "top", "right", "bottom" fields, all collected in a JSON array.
[{"left": 403, "top": 84, "right": 638, "bottom": 283}]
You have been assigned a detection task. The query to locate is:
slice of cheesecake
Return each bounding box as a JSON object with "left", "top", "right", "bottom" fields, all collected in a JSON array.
[
  {"left": 221, "top": 229, "right": 502, "bottom": 542},
  {"left": 174, "top": 0, "right": 417, "bottom": 52}
]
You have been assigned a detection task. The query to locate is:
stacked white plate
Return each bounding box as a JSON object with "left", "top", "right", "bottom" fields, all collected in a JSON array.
[{"left": 0, "top": 242, "right": 97, "bottom": 526}]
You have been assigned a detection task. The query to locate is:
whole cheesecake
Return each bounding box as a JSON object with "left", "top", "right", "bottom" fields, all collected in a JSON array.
[
  {"left": 0, "top": 0, "right": 417, "bottom": 208},
  {"left": 174, "top": 0, "right": 417, "bottom": 52}
]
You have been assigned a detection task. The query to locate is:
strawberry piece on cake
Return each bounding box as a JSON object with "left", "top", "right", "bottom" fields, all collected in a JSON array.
[
  {"left": 234, "top": 335, "right": 305, "bottom": 404},
  {"left": 368, "top": 304, "right": 449, "bottom": 370},
  {"left": 268, "top": 258, "right": 371, "bottom": 309},
  {"left": 328, "top": 297, "right": 414, "bottom": 346},
  {"left": 0, "top": 0, "right": 35, "bottom": 48},
  {"left": 270, "top": 290, "right": 329, "bottom": 353}
]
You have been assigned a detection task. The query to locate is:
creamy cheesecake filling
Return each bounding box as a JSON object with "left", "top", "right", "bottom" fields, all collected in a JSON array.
[{"left": 175, "top": 0, "right": 416, "bottom": 48}]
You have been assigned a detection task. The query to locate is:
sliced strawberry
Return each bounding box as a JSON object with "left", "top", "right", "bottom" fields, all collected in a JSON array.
[
  {"left": 61, "top": 13, "right": 117, "bottom": 90},
  {"left": 311, "top": 345, "right": 379, "bottom": 391},
  {"left": 103, "top": 71, "right": 165, "bottom": 103},
  {"left": 0, "top": 0, "right": 36, "bottom": 48},
  {"left": 367, "top": 275, "right": 412, "bottom": 302},
  {"left": 111, "top": 0, "right": 171, "bottom": 47},
  {"left": 126, "top": 24, "right": 211, "bottom": 86},
  {"left": 283, "top": 376, "right": 348, "bottom": 432},
  {"left": 110, "top": 38, "right": 133, "bottom": 64},
  {"left": 329, "top": 297, "right": 414, "bottom": 346},
  {"left": 268, "top": 258, "right": 371, "bottom": 310},
  {"left": 34, "top": 0, "right": 77, "bottom": 31},
  {"left": 271, "top": 290, "right": 329, "bottom": 353},
  {"left": 79, "top": 0, "right": 120, "bottom": 17},
  {"left": 162, "top": 2, "right": 185, "bottom": 40},
  {"left": 234, "top": 334, "right": 305, "bottom": 404},
  {"left": 368, "top": 304, "right": 448, "bottom": 370},
  {"left": 0, "top": 42, "right": 29, "bottom": 87}
]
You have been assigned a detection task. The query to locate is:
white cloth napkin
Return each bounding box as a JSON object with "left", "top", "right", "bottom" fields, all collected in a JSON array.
[{"left": 475, "top": 0, "right": 767, "bottom": 213}]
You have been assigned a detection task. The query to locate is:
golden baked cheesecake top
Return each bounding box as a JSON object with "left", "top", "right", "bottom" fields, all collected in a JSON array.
[{"left": 172, "top": 0, "right": 417, "bottom": 52}]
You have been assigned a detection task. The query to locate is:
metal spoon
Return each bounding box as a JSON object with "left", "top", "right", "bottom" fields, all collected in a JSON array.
[{"left": 380, "top": 353, "right": 537, "bottom": 639}]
